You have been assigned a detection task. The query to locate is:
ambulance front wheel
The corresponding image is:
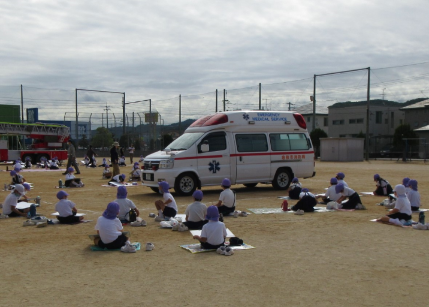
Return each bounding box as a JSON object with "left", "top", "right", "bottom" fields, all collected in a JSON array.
[
  {"left": 272, "top": 168, "right": 292, "bottom": 190},
  {"left": 174, "top": 173, "right": 197, "bottom": 196}
]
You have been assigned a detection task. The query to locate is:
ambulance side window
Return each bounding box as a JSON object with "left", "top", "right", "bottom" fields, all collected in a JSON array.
[
  {"left": 197, "top": 132, "right": 227, "bottom": 153},
  {"left": 270, "top": 133, "right": 309, "bottom": 150},
  {"left": 235, "top": 134, "right": 268, "bottom": 152}
]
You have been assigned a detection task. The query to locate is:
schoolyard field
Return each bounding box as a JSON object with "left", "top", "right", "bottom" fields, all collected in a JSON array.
[{"left": 1, "top": 159, "right": 428, "bottom": 307}]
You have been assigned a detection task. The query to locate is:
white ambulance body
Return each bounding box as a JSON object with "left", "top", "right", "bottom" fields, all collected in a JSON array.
[{"left": 142, "top": 111, "right": 315, "bottom": 195}]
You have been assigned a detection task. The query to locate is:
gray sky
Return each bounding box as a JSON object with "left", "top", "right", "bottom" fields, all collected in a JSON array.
[{"left": 1, "top": 0, "right": 429, "bottom": 124}]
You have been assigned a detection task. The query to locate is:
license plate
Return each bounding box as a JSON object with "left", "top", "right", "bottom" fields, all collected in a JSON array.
[{"left": 144, "top": 173, "right": 153, "bottom": 181}]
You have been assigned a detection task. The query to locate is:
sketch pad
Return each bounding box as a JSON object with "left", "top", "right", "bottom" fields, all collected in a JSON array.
[
  {"left": 16, "top": 202, "right": 40, "bottom": 210},
  {"left": 190, "top": 228, "right": 235, "bottom": 238},
  {"left": 180, "top": 243, "right": 255, "bottom": 254}
]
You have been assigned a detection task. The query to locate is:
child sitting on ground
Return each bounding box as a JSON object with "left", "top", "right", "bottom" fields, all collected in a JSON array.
[
  {"left": 2, "top": 184, "right": 36, "bottom": 217},
  {"left": 154, "top": 181, "right": 178, "bottom": 221},
  {"left": 24, "top": 156, "right": 32, "bottom": 169},
  {"left": 99, "top": 158, "right": 108, "bottom": 167},
  {"left": 214, "top": 178, "right": 235, "bottom": 216},
  {"left": 10, "top": 168, "right": 25, "bottom": 187},
  {"left": 407, "top": 179, "right": 420, "bottom": 212},
  {"left": 318, "top": 178, "right": 342, "bottom": 204},
  {"left": 336, "top": 183, "right": 364, "bottom": 209},
  {"left": 288, "top": 177, "right": 302, "bottom": 199},
  {"left": 292, "top": 188, "right": 317, "bottom": 212},
  {"left": 184, "top": 190, "right": 208, "bottom": 230},
  {"left": 373, "top": 174, "right": 393, "bottom": 196},
  {"left": 55, "top": 190, "right": 84, "bottom": 223},
  {"left": 129, "top": 162, "right": 142, "bottom": 180},
  {"left": 65, "top": 167, "right": 84, "bottom": 187},
  {"left": 118, "top": 156, "right": 126, "bottom": 166},
  {"left": 102, "top": 165, "right": 112, "bottom": 179},
  {"left": 94, "top": 202, "right": 136, "bottom": 252},
  {"left": 193, "top": 205, "right": 226, "bottom": 249},
  {"left": 139, "top": 155, "right": 144, "bottom": 163},
  {"left": 109, "top": 174, "right": 126, "bottom": 185},
  {"left": 115, "top": 186, "right": 140, "bottom": 223},
  {"left": 18, "top": 183, "right": 32, "bottom": 202},
  {"left": 336, "top": 172, "right": 348, "bottom": 188},
  {"left": 50, "top": 157, "right": 59, "bottom": 169},
  {"left": 377, "top": 184, "right": 412, "bottom": 224},
  {"left": 83, "top": 155, "right": 90, "bottom": 166}
]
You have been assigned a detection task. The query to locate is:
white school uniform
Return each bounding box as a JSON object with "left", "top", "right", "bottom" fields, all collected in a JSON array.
[
  {"left": 55, "top": 199, "right": 76, "bottom": 217},
  {"left": 394, "top": 196, "right": 412, "bottom": 216},
  {"left": 115, "top": 198, "right": 137, "bottom": 220},
  {"left": 185, "top": 201, "right": 207, "bottom": 222},
  {"left": 219, "top": 189, "right": 235, "bottom": 208},
  {"left": 163, "top": 193, "right": 178, "bottom": 212},
  {"left": 325, "top": 185, "right": 342, "bottom": 201},
  {"left": 66, "top": 173, "right": 76, "bottom": 180},
  {"left": 407, "top": 190, "right": 420, "bottom": 208},
  {"left": 338, "top": 179, "right": 348, "bottom": 188},
  {"left": 201, "top": 221, "right": 227, "bottom": 245},
  {"left": 2, "top": 192, "right": 19, "bottom": 215},
  {"left": 95, "top": 216, "right": 123, "bottom": 244},
  {"left": 341, "top": 187, "right": 355, "bottom": 197}
]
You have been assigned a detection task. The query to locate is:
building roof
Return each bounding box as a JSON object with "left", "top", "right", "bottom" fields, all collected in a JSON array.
[
  {"left": 328, "top": 99, "right": 405, "bottom": 109},
  {"left": 400, "top": 98, "right": 429, "bottom": 110},
  {"left": 294, "top": 103, "right": 328, "bottom": 115}
]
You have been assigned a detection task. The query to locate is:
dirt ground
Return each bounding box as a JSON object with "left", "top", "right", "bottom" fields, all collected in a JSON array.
[{"left": 1, "top": 159, "right": 428, "bottom": 307}]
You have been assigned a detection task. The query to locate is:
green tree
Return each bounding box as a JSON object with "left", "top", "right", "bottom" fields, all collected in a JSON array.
[
  {"left": 310, "top": 128, "right": 328, "bottom": 157},
  {"left": 78, "top": 134, "right": 89, "bottom": 148},
  {"left": 393, "top": 124, "right": 418, "bottom": 149},
  {"left": 91, "top": 127, "right": 113, "bottom": 149}
]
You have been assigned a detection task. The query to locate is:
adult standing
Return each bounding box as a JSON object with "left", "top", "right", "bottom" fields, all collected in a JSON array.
[
  {"left": 110, "top": 142, "right": 120, "bottom": 177},
  {"left": 128, "top": 145, "right": 135, "bottom": 164},
  {"left": 63, "top": 139, "right": 80, "bottom": 175},
  {"left": 86, "top": 145, "right": 97, "bottom": 167}
]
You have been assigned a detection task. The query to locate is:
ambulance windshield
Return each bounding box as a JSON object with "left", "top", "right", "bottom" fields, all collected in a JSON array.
[{"left": 167, "top": 132, "right": 204, "bottom": 151}]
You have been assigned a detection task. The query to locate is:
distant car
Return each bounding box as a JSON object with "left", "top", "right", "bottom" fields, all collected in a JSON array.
[{"left": 380, "top": 144, "right": 402, "bottom": 158}]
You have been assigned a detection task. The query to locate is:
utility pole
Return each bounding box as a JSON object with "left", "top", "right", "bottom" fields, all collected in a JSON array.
[
  {"left": 287, "top": 102, "right": 294, "bottom": 111},
  {"left": 104, "top": 105, "right": 111, "bottom": 128},
  {"left": 263, "top": 99, "right": 270, "bottom": 110}
]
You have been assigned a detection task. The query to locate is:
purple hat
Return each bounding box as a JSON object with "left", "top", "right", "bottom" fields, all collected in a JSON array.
[
  {"left": 56, "top": 190, "right": 69, "bottom": 199},
  {"left": 117, "top": 186, "right": 128, "bottom": 199},
  {"left": 301, "top": 188, "right": 309, "bottom": 193},
  {"left": 402, "top": 177, "right": 410, "bottom": 187},
  {"left": 25, "top": 156, "right": 31, "bottom": 161},
  {"left": 206, "top": 205, "right": 220, "bottom": 221},
  {"left": 408, "top": 179, "right": 418, "bottom": 191},
  {"left": 335, "top": 183, "right": 344, "bottom": 194},
  {"left": 192, "top": 190, "right": 203, "bottom": 200},
  {"left": 221, "top": 178, "right": 231, "bottom": 187},
  {"left": 105, "top": 165, "right": 109, "bottom": 169},
  {"left": 134, "top": 162, "right": 139, "bottom": 165},
  {"left": 374, "top": 174, "right": 380, "bottom": 180},
  {"left": 23, "top": 183, "right": 31, "bottom": 191},
  {"left": 120, "top": 174, "right": 126, "bottom": 180},
  {"left": 103, "top": 202, "right": 120, "bottom": 220},
  {"left": 394, "top": 184, "right": 406, "bottom": 197},
  {"left": 158, "top": 181, "right": 170, "bottom": 193},
  {"left": 67, "top": 167, "right": 74, "bottom": 173},
  {"left": 14, "top": 167, "right": 20, "bottom": 172},
  {"left": 292, "top": 177, "right": 299, "bottom": 183},
  {"left": 336, "top": 172, "right": 345, "bottom": 179},
  {"left": 53, "top": 157, "right": 58, "bottom": 161},
  {"left": 330, "top": 178, "right": 338, "bottom": 184},
  {"left": 10, "top": 170, "right": 16, "bottom": 176}
]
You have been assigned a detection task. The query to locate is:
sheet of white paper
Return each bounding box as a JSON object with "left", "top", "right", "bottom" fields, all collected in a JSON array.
[
  {"left": 16, "top": 202, "right": 39, "bottom": 209},
  {"left": 360, "top": 192, "right": 374, "bottom": 195},
  {"left": 190, "top": 228, "right": 235, "bottom": 238}
]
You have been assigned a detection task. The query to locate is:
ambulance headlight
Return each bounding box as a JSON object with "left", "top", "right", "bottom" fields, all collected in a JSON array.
[{"left": 159, "top": 158, "right": 174, "bottom": 169}]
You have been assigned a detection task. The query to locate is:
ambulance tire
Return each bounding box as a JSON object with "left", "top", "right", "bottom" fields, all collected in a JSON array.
[
  {"left": 272, "top": 168, "right": 292, "bottom": 190},
  {"left": 243, "top": 183, "right": 258, "bottom": 188},
  {"left": 150, "top": 187, "right": 160, "bottom": 194},
  {"left": 174, "top": 173, "right": 197, "bottom": 196}
]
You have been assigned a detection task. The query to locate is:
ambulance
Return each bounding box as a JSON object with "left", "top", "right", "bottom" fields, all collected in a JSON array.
[{"left": 142, "top": 111, "right": 315, "bottom": 195}]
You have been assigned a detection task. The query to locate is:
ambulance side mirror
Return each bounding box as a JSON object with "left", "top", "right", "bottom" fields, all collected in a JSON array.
[{"left": 201, "top": 143, "right": 209, "bottom": 152}]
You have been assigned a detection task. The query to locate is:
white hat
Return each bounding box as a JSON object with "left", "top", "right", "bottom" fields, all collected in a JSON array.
[{"left": 13, "top": 184, "right": 25, "bottom": 194}]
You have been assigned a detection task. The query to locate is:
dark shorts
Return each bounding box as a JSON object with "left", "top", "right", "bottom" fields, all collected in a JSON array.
[
  {"left": 342, "top": 192, "right": 362, "bottom": 209},
  {"left": 8, "top": 209, "right": 24, "bottom": 217},
  {"left": 57, "top": 215, "right": 81, "bottom": 224},
  {"left": 217, "top": 205, "right": 235, "bottom": 215},
  {"left": 98, "top": 233, "right": 128, "bottom": 249},
  {"left": 184, "top": 220, "right": 208, "bottom": 230},
  {"left": 388, "top": 212, "right": 412, "bottom": 221},
  {"left": 411, "top": 206, "right": 420, "bottom": 212},
  {"left": 200, "top": 241, "right": 224, "bottom": 250},
  {"left": 65, "top": 179, "right": 81, "bottom": 187},
  {"left": 289, "top": 187, "right": 302, "bottom": 200},
  {"left": 163, "top": 206, "right": 177, "bottom": 218}
]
